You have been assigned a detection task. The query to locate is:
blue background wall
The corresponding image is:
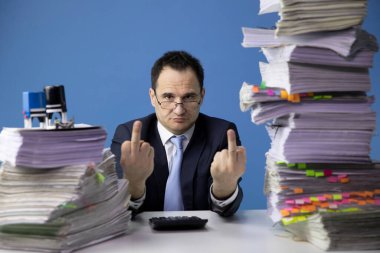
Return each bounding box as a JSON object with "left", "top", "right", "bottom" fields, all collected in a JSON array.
[{"left": 0, "top": 0, "right": 379, "bottom": 210}]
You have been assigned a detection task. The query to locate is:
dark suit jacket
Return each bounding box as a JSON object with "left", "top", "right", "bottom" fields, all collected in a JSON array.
[{"left": 111, "top": 113, "right": 243, "bottom": 217}]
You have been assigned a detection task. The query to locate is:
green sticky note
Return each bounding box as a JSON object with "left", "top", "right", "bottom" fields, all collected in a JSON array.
[
  {"left": 282, "top": 216, "right": 307, "bottom": 226},
  {"left": 287, "top": 163, "right": 296, "bottom": 168},
  {"left": 297, "top": 163, "right": 307, "bottom": 169},
  {"left": 333, "top": 194, "right": 342, "bottom": 200},
  {"left": 341, "top": 207, "right": 360, "bottom": 213},
  {"left": 260, "top": 81, "right": 266, "bottom": 89},
  {"left": 310, "top": 196, "right": 318, "bottom": 202},
  {"left": 323, "top": 95, "right": 332, "bottom": 99},
  {"left": 315, "top": 171, "right": 324, "bottom": 177},
  {"left": 313, "top": 95, "right": 322, "bottom": 100},
  {"left": 306, "top": 170, "right": 315, "bottom": 177},
  {"left": 281, "top": 217, "right": 293, "bottom": 226},
  {"left": 62, "top": 203, "right": 77, "bottom": 209},
  {"left": 96, "top": 172, "right": 105, "bottom": 184}
]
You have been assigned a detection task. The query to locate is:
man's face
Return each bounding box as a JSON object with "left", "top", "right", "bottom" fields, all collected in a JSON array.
[{"left": 149, "top": 66, "right": 205, "bottom": 135}]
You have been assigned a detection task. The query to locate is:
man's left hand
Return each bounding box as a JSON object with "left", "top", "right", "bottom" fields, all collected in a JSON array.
[{"left": 210, "top": 129, "right": 246, "bottom": 199}]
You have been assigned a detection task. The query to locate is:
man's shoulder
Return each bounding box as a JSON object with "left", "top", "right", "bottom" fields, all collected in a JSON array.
[
  {"left": 196, "top": 113, "right": 241, "bottom": 145},
  {"left": 118, "top": 113, "right": 157, "bottom": 128},
  {"left": 198, "top": 113, "right": 235, "bottom": 127},
  {"left": 113, "top": 113, "right": 157, "bottom": 140}
]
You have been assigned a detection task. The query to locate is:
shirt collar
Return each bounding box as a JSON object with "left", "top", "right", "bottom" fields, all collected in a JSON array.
[{"left": 157, "top": 121, "right": 195, "bottom": 145}]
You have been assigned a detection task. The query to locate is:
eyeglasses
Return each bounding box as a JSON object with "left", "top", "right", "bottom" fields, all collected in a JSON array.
[{"left": 154, "top": 91, "right": 201, "bottom": 110}]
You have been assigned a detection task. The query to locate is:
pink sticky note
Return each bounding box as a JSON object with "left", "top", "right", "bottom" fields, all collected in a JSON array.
[
  {"left": 267, "top": 89, "right": 275, "bottom": 96},
  {"left": 338, "top": 174, "right": 347, "bottom": 179},
  {"left": 303, "top": 198, "right": 312, "bottom": 204},
  {"left": 327, "top": 176, "right": 338, "bottom": 183},
  {"left": 285, "top": 200, "right": 295, "bottom": 205},
  {"left": 323, "top": 169, "right": 333, "bottom": 177}
]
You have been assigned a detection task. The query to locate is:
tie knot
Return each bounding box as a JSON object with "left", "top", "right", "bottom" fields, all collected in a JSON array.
[{"left": 171, "top": 135, "right": 186, "bottom": 150}]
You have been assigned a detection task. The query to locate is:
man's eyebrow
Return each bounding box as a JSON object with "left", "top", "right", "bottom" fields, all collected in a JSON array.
[
  {"left": 160, "top": 92, "right": 198, "bottom": 97},
  {"left": 182, "top": 92, "right": 198, "bottom": 97},
  {"left": 160, "top": 92, "right": 175, "bottom": 97}
]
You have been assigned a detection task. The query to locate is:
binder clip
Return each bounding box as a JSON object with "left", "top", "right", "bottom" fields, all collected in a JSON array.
[
  {"left": 44, "top": 85, "right": 74, "bottom": 129},
  {"left": 22, "top": 91, "right": 47, "bottom": 128}
]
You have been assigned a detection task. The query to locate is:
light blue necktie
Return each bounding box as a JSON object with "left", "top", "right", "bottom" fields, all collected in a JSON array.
[{"left": 164, "top": 135, "right": 186, "bottom": 211}]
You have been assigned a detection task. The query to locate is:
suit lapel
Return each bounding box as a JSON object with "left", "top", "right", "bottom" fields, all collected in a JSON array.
[
  {"left": 181, "top": 123, "right": 206, "bottom": 210},
  {"left": 150, "top": 125, "right": 169, "bottom": 205}
]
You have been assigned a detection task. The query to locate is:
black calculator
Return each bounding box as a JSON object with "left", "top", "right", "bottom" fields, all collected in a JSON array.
[{"left": 149, "top": 216, "right": 208, "bottom": 230}]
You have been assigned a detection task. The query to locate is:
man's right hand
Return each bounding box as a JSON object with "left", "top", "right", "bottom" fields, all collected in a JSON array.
[{"left": 120, "top": 120, "right": 154, "bottom": 199}]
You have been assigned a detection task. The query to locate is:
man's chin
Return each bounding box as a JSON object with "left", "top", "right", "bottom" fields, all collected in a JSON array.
[{"left": 169, "top": 122, "right": 192, "bottom": 134}]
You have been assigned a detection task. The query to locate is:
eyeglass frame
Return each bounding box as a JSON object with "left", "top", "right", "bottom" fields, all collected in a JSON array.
[{"left": 154, "top": 90, "right": 202, "bottom": 110}]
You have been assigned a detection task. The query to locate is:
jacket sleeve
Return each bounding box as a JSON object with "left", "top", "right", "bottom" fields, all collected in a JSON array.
[
  {"left": 211, "top": 184, "right": 244, "bottom": 217},
  {"left": 209, "top": 122, "right": 244, "bottom": 217},
  {"left": 110, "top": 124, "right": 132, "bottom": 179}
]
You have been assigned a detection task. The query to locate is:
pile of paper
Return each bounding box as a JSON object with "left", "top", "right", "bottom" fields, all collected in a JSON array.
[
  {"left": 264, "top": 155, "right": 380, "bottom": 224},
  {"left": 258, "top": 0, "right": 368, "bottom": 36},
  {"left": 242, "top": 27, "right": 377, "bottom": 94},
  {"left": 266, "top": 126, "right": 373, "bottom": 164},
  {"left": 259, "top": 61, "right": 371, "bottom": 94},
  {"left": 285, "top": 210, "right": 380, "bottom": 251},
  {"left": 0, "top": 127, "right": 131, "bottom": 252},
  {"left": 240, "top": 0, "right": 380, "bottom": 250},
  {"left": 0, "top": 125, "right": 107, "bottom": 168},
  {"left": 242, "top": 27, "right": 378, "bottom": 57}
]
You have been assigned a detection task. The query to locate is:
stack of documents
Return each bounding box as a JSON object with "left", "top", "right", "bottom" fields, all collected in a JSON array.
[
  {"left": 266, "top": 125, "right": 373, "bottom": 164},
  {"left": 0, "top": 149, "right": 131, "bottom": 252},
  {"left": 0, "top": 125, "right": 107, "bottom": 168},
  {"left": 241, "top": 28, "right": 377, "bottom": 94},
  {"left": 264, "top": 155, "right": 380, "bottom": 198},
  {"left": 242, "top": 27, "right": 377, "bottom": 57},
  {"left": 259, "top": 61, "right": 370, "bottom": 94},
  {"left": 264, "top": 155, "right": 380, "bottom": 222},
  {"left": 240, "top": 0, "right": 380, "bottom": 250},
  {"left": 240, "top": 82, "right": 375, "bottom": 126},
  {"left": 240, "top": 84, "right": 376, "bottom": 163},
  {"left": 264, "top": 158, "right": 380, "bottom": 251},
  {"left": 0, "top": 123, "right": 131, "bottom": 252},
  {"left": 285, "top": 209, "right": 380, "bottom": 251},
  {"left": 261, "top": 45, "right": 377, "bottom": 68},
  {"left": 258, "top": 0, "right": 367, "bottom": 36}
]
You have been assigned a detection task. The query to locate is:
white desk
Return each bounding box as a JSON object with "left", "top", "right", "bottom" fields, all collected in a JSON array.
[{"left": 0, "top": 210, "right": 379, "bottom": 253}]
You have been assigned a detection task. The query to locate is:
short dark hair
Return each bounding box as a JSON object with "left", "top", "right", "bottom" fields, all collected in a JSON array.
[{"left": 151, "top": 50, "right": 204, "bottom": 90}]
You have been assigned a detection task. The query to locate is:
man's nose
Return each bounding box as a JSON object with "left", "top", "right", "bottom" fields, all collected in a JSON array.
[{"left": 173, "top": 102, "right": 186, "bottom": 114}]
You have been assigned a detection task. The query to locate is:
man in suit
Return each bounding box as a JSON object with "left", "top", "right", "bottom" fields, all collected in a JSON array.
[{"left": 111, "top": 51, "right": 246, "bottom": 217}]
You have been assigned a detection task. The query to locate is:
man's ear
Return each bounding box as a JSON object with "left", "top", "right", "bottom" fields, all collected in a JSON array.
[
  {"left": 199, "top": 88, "right": 205, "bottom": 105},
  {"left": 149, "top": 88, "right": 156, "bottom": 107}
]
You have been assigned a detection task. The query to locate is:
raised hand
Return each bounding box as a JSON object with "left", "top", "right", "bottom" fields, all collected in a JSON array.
[
  {"left": 210, "top": 129, "right": 246, "bottom": 199},
  {"left": 120, "top": 120, "right": 154, "bottom": 199}
]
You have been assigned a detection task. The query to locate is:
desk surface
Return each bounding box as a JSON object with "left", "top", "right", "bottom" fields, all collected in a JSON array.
[{"left": 0, "top": 210, "right": 379, "bottom": 253}]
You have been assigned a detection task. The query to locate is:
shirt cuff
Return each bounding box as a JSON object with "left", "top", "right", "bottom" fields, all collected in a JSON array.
[
  {"left": 129, "top": 191, "right": 146, "bottom": 210},
  {"left": 210, "top": 185, "right": 239, "bottom": 208}
]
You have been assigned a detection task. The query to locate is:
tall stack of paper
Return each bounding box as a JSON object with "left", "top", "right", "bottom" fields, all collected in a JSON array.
[
  {"left": 259, "top": 0, "right": 368, "bottom": 36},
  {"left": 240, "top": 0, "right": 380, "bottom": 250},
  {"left": 0, "top": 127, "right": 131, "bottom": 252}
]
